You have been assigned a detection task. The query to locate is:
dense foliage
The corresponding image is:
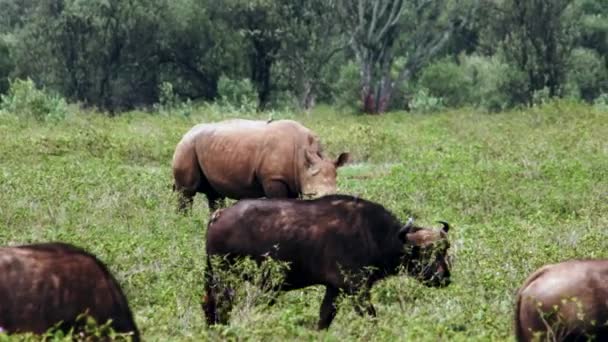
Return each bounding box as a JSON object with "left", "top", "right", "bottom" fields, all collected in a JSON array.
[{"left": 0, "top": 0, "right": 606, "bottom": 113}]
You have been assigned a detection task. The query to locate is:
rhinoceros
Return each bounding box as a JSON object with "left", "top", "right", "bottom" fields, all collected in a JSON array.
[{"left": 172, "top": 119, "right": 349, "bottom": 211}]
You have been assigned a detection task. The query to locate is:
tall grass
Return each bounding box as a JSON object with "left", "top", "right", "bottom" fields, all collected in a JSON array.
[{"left": 0, "top": 101, "right": 606, "bottom": 341}]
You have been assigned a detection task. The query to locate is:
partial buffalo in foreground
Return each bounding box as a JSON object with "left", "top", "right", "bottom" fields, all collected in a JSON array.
[
  {"left": 0, "top": 242, "right": 139, "bottom": 341},
  {"left": 203, "top": 194, "right": 452, "bottom": 329},
  {"left": 172, "top": 119, "right": 349, "bottom": 212},
  {"left": 515, "top": 260, "right": 608, "bottom": 341}
]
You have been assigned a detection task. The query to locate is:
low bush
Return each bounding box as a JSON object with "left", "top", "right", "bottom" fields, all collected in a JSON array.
[{"left": 0, "top": 78, "right": 68, "bottom": 122}]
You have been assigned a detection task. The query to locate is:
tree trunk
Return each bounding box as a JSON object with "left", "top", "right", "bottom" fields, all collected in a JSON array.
[
  {"left": 300, "top": 79, "right": 316, "bottom": 115},
  {"left": 250, "top": 39, "right": 276, "bottom": 111},
  {"left": 360, "top": 61, "right": 376, "bottom": 114}
]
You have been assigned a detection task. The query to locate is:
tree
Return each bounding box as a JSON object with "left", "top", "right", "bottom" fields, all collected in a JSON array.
[
  {"left": 576, "top": 0, "right": 608, "bottom": 65},
  {"left": 493, "top": 0, "right": 578, "bottom": 102},
  {"left": 155, "top": 0, "right": 245, "bottom": 101},
  {"left": 0, "top": 38, "right": 13, "bottom": 94},
  {"left": 334, "top": 0, "right": 475, "bottom": 113},
  {"left": 12, "top": 0, "right": 168, "bottom": 111},
  {"left": 274, "top": 0, "right": 346, "bottom": 112},
  {"left": 211, "top": 0, "right": 284, "bottom": 110}
]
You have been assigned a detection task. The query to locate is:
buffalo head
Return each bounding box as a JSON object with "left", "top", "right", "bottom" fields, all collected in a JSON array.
[{"left": 398, "top": 218, "right": 452, "bottom": 287}]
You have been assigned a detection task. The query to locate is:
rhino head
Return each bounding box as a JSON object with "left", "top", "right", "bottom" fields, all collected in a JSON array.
[{"left": 300, "top": 149, "right": 349, "bottom": 198}]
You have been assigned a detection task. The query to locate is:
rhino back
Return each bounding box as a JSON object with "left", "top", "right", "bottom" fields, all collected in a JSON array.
[{"left": 192, "top": 120, "right": 310, "bottom": 198}]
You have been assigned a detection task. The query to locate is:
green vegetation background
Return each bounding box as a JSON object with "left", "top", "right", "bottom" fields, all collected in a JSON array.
[{"left": 1, "top": 102, "right": 606, "bottom": 341}]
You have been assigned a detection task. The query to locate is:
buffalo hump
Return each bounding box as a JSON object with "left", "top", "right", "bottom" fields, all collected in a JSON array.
[{"left": 0, "top": 242, "right": 139, "bottom": 340}]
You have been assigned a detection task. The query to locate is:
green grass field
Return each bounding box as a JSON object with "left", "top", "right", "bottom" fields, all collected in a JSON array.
[{"left": 0, "top": 101, "right": 607, "bottom": 341}]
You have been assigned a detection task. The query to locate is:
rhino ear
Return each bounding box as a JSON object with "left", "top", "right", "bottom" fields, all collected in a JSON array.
[
  {"left": 304, "top": 149, "right": 320, "bottom": 167},
  {"left": 335, "top": 153, "right": 349, "bottom": 168},
  {"left": 398, "top": 217, "right": 414, "bottom": 242}
]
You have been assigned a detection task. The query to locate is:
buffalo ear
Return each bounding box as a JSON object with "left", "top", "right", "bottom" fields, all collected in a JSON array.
[
  {"left": 437, "top": 221, "right": 450, "bottom": 233},
  {"left": 335, "top": 152, "right": 350, "bottom": 168},
  {"left": 398, "top": 217, "right": 414, "bottom": 242}
]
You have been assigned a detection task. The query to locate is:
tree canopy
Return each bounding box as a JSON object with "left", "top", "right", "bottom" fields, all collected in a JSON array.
[{"left": 0, "top": 0, "right": 606, "bottom": 113}]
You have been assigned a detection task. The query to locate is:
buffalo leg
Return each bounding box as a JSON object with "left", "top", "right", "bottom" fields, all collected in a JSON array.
[
  {"left": 203, "top": 256, "right": 235, "bottom": 325},
  {"left": 353, "top": 289, "right": 376, "bottom": 318},
  {"left": 203, "top": 257, "right": 219, "bottom": 325},
  {"left": 318, "top": 286, "right": 339, "bottom": 330},
  {"left": 262, "top": 180, "right": 289, "bottom": 199}
]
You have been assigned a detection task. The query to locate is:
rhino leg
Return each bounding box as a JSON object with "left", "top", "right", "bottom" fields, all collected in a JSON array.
[
  {"left": 206, "top": 194, "right": 225, "bottom": 212},
  {"left": 318, "top": 286, "right": 339, "bottom": 330},
  {"left": 173, "top": 145, "right": 203, "bottom": 213},
  {"left": 262, "top": 180, "right": 290, "bottom": 199},
  {"left": 177, "top": 189, "right": 195, "bottom": 213}
]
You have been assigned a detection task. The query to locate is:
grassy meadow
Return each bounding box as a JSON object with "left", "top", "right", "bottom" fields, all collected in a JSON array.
[{"left": 0, "top": 102, "right": 607, "bottom": 341}]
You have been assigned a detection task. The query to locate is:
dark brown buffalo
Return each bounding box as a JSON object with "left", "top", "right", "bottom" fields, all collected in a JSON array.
[
  {"left": 203, "top": 194, "right": 452, "bottom": 329},
  {"left": 172, "top": 119, "right": 349, "bottom": 212},
  {"left": 0, "top": 242, "right": 139, "bottom": 340},
  {"left": 515, "top": 260, "right": 608, "bottom": 342}
]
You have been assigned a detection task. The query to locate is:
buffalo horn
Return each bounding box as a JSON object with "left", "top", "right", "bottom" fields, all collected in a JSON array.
[{"left": 437, "top": 221, "right": 450, "bottom": 233}]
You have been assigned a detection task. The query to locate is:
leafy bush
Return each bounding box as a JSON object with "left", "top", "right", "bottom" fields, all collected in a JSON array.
[
  {"left": 153, "top": 81, "right": 192, "bottom": 117},
  {"left": 217, "top": 76, "right": 258, "bottom": 113},
  {"left": 417, "top": 58, "right": 472, "bottom": 107},
  {"left": 409, "top": 88, "right": 444, "bottom": 113},
  {"left": 0, "top": 78, "right": 68, "bottom": 122},
  {"left": 565, "top": 48, "right": 608, "bottom": 102},
  {"left": 460, "top": 54, "right": 528, "bottom": 111},
  {"left": 531, "top": 87, "right": 552, "bottom": 107},
  {"left": 594, "top": 93, "right": 608, "bottom": 111},
  {"left": 267, "top": 90, "right": 298, "bottom": 112},
  {"left": 332, "top": 61, "right": 361, "bottom": 112}
]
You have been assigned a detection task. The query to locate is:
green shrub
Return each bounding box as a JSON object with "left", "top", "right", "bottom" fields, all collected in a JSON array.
[
  {"left": 217, "top": 75, "right": 258, "bottom": 113},
  {"left": 417, "top": 58, "right": 472, "bottom": 107},
  {"left": 0, "top": 78, "right": 68, "bottom": 122},
  {"left": 267, "top": 90, "right": 298, "bottom": 112},
  {"left": 460, "top": 54, "right": 528, "bottom": 111},
  {"left": 153, "top": 81, "right": 192, "bottom": 117},
  {"left": 594, "top": 93, "right": 608, "bottom": 111},
  {"left": 565, "top": 48, "right": 608, "bottom": 102},
  {"left": 332, "top": 61, "right": 361, "bottom": 112},
  {"left": 409, "top": 88, "right": 444, "bottom": 113}
]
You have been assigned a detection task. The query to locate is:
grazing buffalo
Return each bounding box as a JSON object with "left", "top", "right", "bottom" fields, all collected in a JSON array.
[
  {"left": 172, "top": 119, "right": 349, "bottom": 212},
  {"left": 515, "top": 260, "right": 608, "bottom": 341},
  {"left": 0, "top": 242, "right": 139, "bottom": 341},
  {"left": 203, "top": 194, "right": 452, "bottom": 329}
]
